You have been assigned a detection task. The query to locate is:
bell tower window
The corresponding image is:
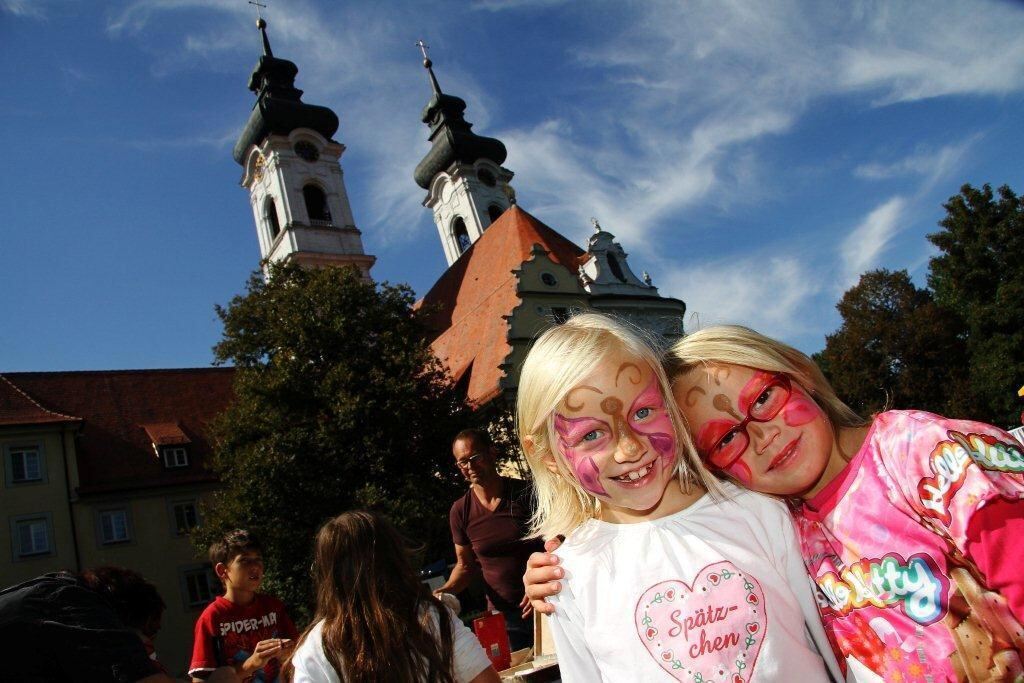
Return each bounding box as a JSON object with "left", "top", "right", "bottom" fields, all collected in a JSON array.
[
  {"left": 453, "top": 218, "right": 471, "bottom": 254},
  {"left": 488, "top": 205, "right": 504, "bottom": 224},
  {"left": 303, "top": 185, "right": 332, "bottom": 226},
  {"left": 264, "top": 197, "right": 281, "bottom": 239}
]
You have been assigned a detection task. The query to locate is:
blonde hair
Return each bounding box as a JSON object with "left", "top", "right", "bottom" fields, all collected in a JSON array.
[
  {"left": 667, "top": 325, "right": 867, "bottom": 433},
  {"left": 517, "top": 313, "right": 720, "bottom": 540}
]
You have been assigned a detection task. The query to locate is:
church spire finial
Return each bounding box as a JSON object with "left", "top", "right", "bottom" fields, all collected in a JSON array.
[
  {"left": 249, "top": 0, "right": 273, "bottom": 57},
  {"left": 415, "top": 40, "right": 443, "bottom": 98}
]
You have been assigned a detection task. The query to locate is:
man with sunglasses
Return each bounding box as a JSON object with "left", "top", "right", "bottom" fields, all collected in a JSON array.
[{"left": 434, "top": 428, "right": 544, "bottom": 651}]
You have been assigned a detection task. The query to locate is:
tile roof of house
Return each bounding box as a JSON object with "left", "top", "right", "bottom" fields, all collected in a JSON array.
[
  {"left": 0, "top": 374, "right": 81, "bottom": 427},
  {"left": 1, "top": 368, "right": 235, "bottom": 495},
  {"left": 417, "top": 205, "right": 585, "bottom": 406}
]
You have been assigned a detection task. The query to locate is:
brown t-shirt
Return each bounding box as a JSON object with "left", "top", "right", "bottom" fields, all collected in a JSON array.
[{"left": 449, "top": 477, "right": 545, "bottom": 613}]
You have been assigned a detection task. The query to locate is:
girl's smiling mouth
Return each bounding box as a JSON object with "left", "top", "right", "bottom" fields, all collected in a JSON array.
[
  {"left": 767, "top": 435, "right": 801, "bottom": 472},
  {"left": 611, "top": 460, "right": 655, "bottom": 486}
]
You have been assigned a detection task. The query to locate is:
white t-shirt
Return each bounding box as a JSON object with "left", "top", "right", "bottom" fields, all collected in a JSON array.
[
  {"left": 291, "top": 603, "right": 493, "bottom": 683},
  {"left": 549, "top": 483, "right": 843, "bottom": 682}
]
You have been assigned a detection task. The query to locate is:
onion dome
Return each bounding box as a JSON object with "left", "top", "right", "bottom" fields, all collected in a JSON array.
[
  {"left": 413, "top": 52, "right": 507, "bottom": 189},
  {"left": 232, "top": 18, "right": 339, "bottom": 165}
]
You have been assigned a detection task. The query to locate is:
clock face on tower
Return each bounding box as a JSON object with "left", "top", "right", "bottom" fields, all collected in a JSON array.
[{"left": 294, "top": 141, "right": 320, "bottom": 162}]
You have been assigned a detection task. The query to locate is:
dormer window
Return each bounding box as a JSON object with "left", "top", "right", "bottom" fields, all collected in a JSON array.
[
  {"left": 141, "top": 423, "right": 192, "bottom": 469},
  {"left": 162, "top": 447, "right": 189, "bottom": 468}
]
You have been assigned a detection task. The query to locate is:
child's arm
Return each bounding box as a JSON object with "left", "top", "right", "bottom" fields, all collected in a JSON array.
[
  {"left": 891, "top": 413, "right": 1024, "bottom": 623},
  {"left": 547, "top": 583, "right": 602, "bottom": 683},
  {"left": 235, "top": 639, "right": 289, "bottom": 678},
  {"left": 188, "top": 608, "right": 220, "bottom": 682}
]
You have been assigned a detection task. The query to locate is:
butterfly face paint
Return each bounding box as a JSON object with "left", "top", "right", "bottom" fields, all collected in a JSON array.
[
  {"left": 552, "top": 351, "right": 680, "bottom": 516},
  {"left": 675, "top": 364, "right": 835, "bottom": 497}
]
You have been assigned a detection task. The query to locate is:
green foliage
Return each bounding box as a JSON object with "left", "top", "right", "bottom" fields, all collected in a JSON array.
[
  {"left": 815, "top": 269, "right": 967, "bottom": 417},
  {"left": 820, "top": 183, "right": 1023, "bottom": 427},
  {"left": 196, "top": 263, "right": 469, "bottom": 620},
  {"left": 927, "top": 184, "right": 1024, "bottom": 425}
]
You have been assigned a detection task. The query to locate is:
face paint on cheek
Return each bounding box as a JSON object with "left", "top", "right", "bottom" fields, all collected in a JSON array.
[
  {"left": 724, "top": 458, "right": 752, "bottom": 485},
  {"left": 553, "top": 414, "right": 609, "bottom": 497},
  {"left": 782, "top": 392, "right": 819, "bottom": 427},
  {"left": 628, "top": 379, "right": 677, "bottom": 466}
]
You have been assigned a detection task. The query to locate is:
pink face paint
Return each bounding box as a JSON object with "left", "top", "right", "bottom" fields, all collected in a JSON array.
[
  {"left": 627, "top": 378, "right": 676, "bottom": 467},
  {"left": 724, "top": 458, "right": 753, "bottom": 485},
  {"left": 696, "top": 419, "right": 736, "bottom": 457},
  {"left": 782, "top": 391, "right": 819, "bottom": 427},
  {"left": 553, "top": 413, "right": 609, "bottom": 496},
  {"left": 737, "top": 370, "right": 778, "bottom": 413}
]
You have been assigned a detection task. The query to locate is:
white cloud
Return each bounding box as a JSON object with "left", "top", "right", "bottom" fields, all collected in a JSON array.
[
  {"left": 470, "top": 0, "right": 568, "bottom": 10},
  {"left": 659, "top": 255, "right": 822, "bottom": 341},
  {"left": 99, "top": 1, "right": 1024, "bottom": 276},
  {"left": 838, "top": 196, "right": 907, "bottom": 288},
  {"left": 1, "top": 0, "right": 47, "bottom": 19}
]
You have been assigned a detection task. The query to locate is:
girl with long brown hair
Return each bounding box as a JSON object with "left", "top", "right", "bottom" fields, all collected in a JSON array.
[{"left": 288, "top": 510, "right": 500, "bottom": 683}]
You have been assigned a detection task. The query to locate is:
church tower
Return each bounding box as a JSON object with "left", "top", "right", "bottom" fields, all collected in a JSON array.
[
  {"left": 413, "top": 45, "right": 515, "bottom": 267},
  {"left": 234, "top": 18, "right": 374, "bottom": 277}
]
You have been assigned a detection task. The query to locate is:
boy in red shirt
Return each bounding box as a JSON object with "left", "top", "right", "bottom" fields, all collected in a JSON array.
[{"left": 189, "top": 529, "right": 298, "bottom": 682}]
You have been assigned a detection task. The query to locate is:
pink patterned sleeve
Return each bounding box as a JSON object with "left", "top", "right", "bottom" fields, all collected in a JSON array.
[{"left": 879, "top": 411, "right": 1024, "bottom": 617}]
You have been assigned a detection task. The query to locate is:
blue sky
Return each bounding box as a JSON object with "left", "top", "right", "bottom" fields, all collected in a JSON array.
[{"left": 2, "top": 0, "right": 1023, "bottom": 371}]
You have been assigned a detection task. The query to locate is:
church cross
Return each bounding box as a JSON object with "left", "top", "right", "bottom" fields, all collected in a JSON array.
[
  {"left": 591, "top": 217, "right": 602, "bottom": 232},
  {"left": 248, "top": 0, "right": 267, "bottom": 21},
  {"left": 415, "top": 40, "right": 430, "bottom": 61}
]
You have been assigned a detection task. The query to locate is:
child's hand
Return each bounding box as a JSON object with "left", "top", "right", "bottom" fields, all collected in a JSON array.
[
  {"left": 522, "top": 537, "right": 565, "bottom": 616},
  {"left": 244, "top": 638, "right": 291, "bottom": 670}
]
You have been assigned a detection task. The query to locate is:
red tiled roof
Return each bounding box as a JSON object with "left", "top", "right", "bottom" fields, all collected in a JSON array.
[
  {"left": 417, "top": 205, "right": 585, "bottom": 405},
  {"left": 2, "top": 368, "right": 235, "bottom": 495},
  {"left": 0, "top": 374, "right": 81, "bottom": 427}
]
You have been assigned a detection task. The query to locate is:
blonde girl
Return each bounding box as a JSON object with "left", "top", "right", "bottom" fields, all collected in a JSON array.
[
  {"left": 517, "top": 314, "right": 840, "bottom": 683},
  {"left": 668, "top": 325, "right": 1024, "bottom": 681}
]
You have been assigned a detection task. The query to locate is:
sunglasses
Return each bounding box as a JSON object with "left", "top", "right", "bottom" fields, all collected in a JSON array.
[{"left": 703, "top": 373, "right": 792, "bottom": 470}]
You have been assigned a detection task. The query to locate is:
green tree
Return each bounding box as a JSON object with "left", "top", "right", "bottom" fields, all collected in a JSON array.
[
  {"left": 197, "top": 263, "right": 469, "bottom": 618},
  {"left": 815, "top": 269, "right": 968, "bottom": 417},
  {"left": 928, "top": 183, "right": 1024, "bottom": 425}
]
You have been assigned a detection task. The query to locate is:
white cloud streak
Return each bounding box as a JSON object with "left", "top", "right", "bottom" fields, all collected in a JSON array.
[
  {"left": 660, "top": 255, "right": 822, "bottom": 341},
  {"left": 854, "top": 139, "right": 976, "bottom": 181},
  {"left": 99, "top": 0, "right": 1024, "bottom": 335},
  {"left": 839, "top": 196, "right": 907, "bottom": 289}
]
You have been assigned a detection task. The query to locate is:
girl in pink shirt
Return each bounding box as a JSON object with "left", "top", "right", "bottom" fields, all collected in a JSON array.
[{"left": 668, "top": 325, "right": 1024, "bottom": 681}]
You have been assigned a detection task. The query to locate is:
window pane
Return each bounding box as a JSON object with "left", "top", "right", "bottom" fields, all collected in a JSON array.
[
  {"left": 18, "top": 520, "right": 47, "bottom": 555},
  {"left": 31, "top": 523, "right": 47, "bottom": 552},
  {"left": 18, "top": 523, "right": 32, "bottom": 554},
  {"left": 11, "top": 452, "right": 26, "bottom": 481},
  {"left": 174, "top": 503, "right": 197, "bottom": 534},
  {"left": 25, "top": 452, "right": 40, "bottom": 480},
  {"left": 101, "top": 511, "right": 129, "bottom": 542}
]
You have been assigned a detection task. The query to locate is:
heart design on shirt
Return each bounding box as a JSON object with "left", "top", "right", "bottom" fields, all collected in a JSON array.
[{"left": 634, "top": 562, "right": 765, "bottom": 682}]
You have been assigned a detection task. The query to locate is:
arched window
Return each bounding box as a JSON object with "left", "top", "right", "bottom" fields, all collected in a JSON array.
[
  {"left": 303, "top": 185, "right": 332, "bottom": 225},
  {"left": 488, "top": 205, "right": 504, "bottom": 224},
  {"left": 607, "top": 253, "right": 627, "bottom": 282},
  {"left": 453, "top": 218, "right": 471, "bottom": 254},
  {"left": 264, "top": 197, "right": 281, "bottom": 239}
]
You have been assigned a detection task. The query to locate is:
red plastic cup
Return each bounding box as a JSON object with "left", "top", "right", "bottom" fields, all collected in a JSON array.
[{"left": 473, "top": 610, "right": 512, "bottom": 671}]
